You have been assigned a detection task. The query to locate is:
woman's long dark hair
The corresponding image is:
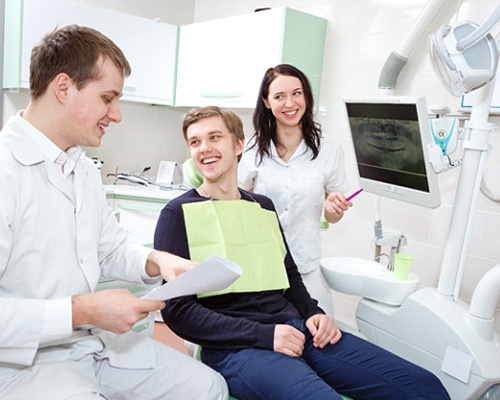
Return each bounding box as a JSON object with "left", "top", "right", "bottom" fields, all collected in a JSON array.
[{"left": 250, "top": 64, "right": 322, "bottom": 165}]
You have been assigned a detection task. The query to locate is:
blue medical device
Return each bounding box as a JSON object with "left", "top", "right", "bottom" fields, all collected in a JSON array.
[{"left": 429, "top": 117, "right": 459, "bottom": 156}]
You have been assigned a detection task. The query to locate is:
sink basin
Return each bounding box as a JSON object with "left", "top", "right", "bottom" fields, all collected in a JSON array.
[{"left": 320, "top": 256, "right": 420, "bottom": 306}]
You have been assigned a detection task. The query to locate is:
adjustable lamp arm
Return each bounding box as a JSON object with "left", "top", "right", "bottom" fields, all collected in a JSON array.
[
  {"left": 456, "top": 4, "right": 500, "bottom": 51},
  {"left": 429, "top": 5, "right": 499, "bottom": 96},
  {"left": 378, "top": 0, "right": 450, "bottom": 92}
]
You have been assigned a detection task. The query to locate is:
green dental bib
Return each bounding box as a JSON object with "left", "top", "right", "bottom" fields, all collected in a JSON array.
[{"left": 182, "top": 199, "right": 290, "bottom": 298}]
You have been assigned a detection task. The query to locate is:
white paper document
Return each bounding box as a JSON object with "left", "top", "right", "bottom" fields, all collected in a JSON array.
[{"left": 141, "top": 254, "right": 242, "bottom": 300}]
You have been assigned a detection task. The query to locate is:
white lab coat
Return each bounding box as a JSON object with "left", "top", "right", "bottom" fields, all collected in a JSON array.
[
  {"left": 238, "top": 136, "right": 350, "bottom": 274},
  {"left": 0, "top": 114, "right": 158, "bottom": 373}
]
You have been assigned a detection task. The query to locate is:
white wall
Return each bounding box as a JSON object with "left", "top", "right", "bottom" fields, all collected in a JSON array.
[
  {"left": 77, "top": 0, "right": 195, "bottom": 25},
  {"left": 3, "top": 0, "right": 499, "bottom": 329}
]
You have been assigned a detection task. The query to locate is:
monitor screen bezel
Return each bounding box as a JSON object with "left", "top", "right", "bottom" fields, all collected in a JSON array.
[{"left": 343, "top": 96, "right": 441, "bottom": 209}]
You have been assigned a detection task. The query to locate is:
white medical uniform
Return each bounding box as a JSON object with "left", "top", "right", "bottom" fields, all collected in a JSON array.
[
  {"left": 238, "top": 135, "right": 350, "bottom": 316},
  {"left": 0, "top": 113, "right": 228, "bottom": 400}
]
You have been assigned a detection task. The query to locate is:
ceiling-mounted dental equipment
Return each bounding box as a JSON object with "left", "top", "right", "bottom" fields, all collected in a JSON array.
[
  {"left": 428, "top": 3, "right": 500, "bottom": 96},
  {"left": 378, "top": 0, "right": 450, "bottom": 93},
  {"left": 335, "top": 2, "right": 500, "bottom": 399}
]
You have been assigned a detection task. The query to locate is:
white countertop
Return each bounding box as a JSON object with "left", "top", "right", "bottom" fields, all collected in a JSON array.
[{"left": 104, "top": 184, "right": 188, "bottom": 202}]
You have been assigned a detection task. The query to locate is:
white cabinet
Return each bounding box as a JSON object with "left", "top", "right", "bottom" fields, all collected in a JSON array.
[
  {"left": 175, "top": 8, "right": 327, "bottom": 109},
  {"left": 4, "top": 0, "right": 178, "bottom": 105},
  {"left": 105, "top": 186, "right": 184, "bottom": 248},
  {"left": 114, "top": 198, "right": 167, "bottom": 248}
]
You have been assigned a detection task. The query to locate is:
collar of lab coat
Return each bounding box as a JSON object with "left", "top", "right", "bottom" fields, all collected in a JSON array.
[
  {"left": 6, "top": 113, "right": 83, "bottom": 169},
  {"left": 4, "top": 113, "right": 88, "bottom": 202},
  {"left": 270, "top": 138, "right": 308, "bottom": 165},
  {"left": 4, "top": 113, "right": 46, "bottom": 167}
]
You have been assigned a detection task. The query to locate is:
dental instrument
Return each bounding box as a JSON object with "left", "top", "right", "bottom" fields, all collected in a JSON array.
[
  {"left": 107, "top": 172, "right": 150, "bottom": 186},
  {"left": 106, "top": 171, "right": 188, "bottom": 191}
]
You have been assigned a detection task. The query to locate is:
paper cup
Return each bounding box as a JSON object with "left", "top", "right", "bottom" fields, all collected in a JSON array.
[{"left": 393, "top": 253, "right": 413, "bottom": 281}]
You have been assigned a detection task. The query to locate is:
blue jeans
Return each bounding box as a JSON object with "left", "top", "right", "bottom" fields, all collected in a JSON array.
[{"left": 202, "top": 320, "right": 450, "bottom": 400}]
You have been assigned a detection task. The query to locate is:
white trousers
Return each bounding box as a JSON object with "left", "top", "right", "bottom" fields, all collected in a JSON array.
[{"left": 0, "top": 340, "right": 228, "bottom": 400}]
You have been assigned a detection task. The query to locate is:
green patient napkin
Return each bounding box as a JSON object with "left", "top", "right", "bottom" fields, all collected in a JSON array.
[{"left": 182, "top": 200, "right": 289, "bottom": 297}]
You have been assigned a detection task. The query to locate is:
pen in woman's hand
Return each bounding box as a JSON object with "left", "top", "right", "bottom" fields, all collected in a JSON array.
[{"left": 346, "top": 188, "right": 363, "bottom": 202}]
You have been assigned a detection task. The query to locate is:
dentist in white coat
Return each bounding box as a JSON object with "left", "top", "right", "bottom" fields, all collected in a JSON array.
[{"left": 0, "top": 25, "right": 228, "bottom": 400}]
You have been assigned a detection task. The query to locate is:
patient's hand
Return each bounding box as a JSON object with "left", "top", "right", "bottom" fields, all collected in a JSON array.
[
  {"left": 306, "top": 314, "right": 342, "bottom": 348},
  {"left": 273, "top": 324, "right": 305, "bottom": 357}
]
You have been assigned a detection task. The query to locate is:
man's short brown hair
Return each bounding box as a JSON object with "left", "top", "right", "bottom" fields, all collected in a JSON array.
[{"left": 29, "top": 24, "right": 131, "bottom": 99}]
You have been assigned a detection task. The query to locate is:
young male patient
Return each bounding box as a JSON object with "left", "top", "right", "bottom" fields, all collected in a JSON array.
[{"left": 154, "top": 106, "right": 450, "bottom": 400}]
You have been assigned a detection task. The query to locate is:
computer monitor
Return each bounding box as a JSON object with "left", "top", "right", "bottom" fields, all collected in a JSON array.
[{"left": 344, "top": 96, "right": 441, "bottom": 208}]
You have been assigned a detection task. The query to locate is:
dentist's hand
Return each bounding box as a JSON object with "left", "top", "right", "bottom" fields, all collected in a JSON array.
[
  {"left": 72, "top": 289, "right": 165, "bottom": 334},
  {"left": 273, "top": 324, "right": 305, "bottom": 357},
  {"left": 306, "top": 314, "right": 342, "bottom": 348},
  {"left": 146, "top": 250, "right": 197, "bottom": 282}
]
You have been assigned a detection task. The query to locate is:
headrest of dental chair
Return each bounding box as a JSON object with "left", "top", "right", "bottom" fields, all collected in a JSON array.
[{"left": 182, "top": 158, "right": 204, "bottom": 188}]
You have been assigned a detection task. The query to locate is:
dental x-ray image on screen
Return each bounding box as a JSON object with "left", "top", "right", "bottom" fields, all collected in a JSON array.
[
  {"left": 344, "top": 96, "right": 441, "bottom": 208},
  {"left": 349, "top": 108, "right": 426, "bottom": 188}
]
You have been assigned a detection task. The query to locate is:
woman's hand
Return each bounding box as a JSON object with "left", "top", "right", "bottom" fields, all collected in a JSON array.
[{"left": 324, "top": 192, "right": 352, "bottom": 223}]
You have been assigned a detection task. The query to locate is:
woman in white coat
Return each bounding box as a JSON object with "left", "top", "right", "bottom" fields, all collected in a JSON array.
[{"left": 239, "top": 64, "right": 352, "bottom": 317}]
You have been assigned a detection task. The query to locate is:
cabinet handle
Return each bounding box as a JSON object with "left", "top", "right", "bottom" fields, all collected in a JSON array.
[
  {"left": 117, "top": 203, "right": 162, "bottom": 213},
  {"left": 201, "top": 92, "right": 243, "bottom": 98}
]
